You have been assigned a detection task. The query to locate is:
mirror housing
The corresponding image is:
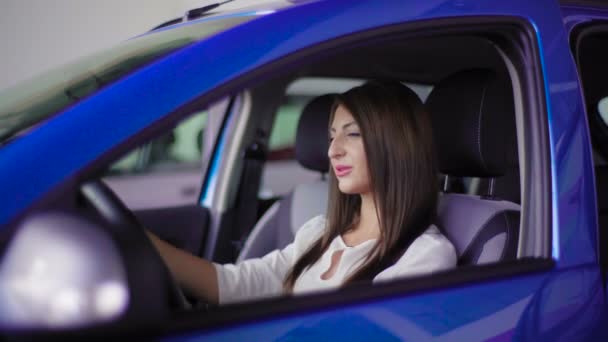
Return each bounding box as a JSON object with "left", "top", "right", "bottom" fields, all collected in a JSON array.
[{"left": 0, "top": 212, "right": 129, "bottom": 329}]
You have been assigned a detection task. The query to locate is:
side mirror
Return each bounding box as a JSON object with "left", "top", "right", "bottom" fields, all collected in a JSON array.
[{"left": 0, "top": 212, "right": 129, "bottom": 329}]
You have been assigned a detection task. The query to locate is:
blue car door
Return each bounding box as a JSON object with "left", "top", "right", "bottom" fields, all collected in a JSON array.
[
  {"left": 152, "top": 0, "right": 607, "bottom": 340},
  {"left": 561, "top": 1, "right": 608, "bottom": 321}
]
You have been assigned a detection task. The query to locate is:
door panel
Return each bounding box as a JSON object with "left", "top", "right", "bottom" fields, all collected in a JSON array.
[{"left": 179, "top": 265, "right": 604, "bottom": 340}]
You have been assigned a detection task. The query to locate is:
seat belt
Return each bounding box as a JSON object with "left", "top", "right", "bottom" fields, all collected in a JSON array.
[{"left": 230, "top": 134, "right": 267, "bottom": 260}]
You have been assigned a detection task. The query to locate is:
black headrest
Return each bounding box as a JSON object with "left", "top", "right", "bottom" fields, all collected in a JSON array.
[
  {"left": 295, "top": 94, "right": 334, "bottom": 173},
  {"left": 426, "top": 69, "right": 517, "bottom": 178}
]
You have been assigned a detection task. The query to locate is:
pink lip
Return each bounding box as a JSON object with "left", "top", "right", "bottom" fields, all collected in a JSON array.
[{"left": 334, "top": 165, "right": 352, "bottom": 177}]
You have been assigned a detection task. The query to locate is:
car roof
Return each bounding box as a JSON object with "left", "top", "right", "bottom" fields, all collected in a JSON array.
[{"left": 147, "top": 0, "right": 312, "bottom": 34}]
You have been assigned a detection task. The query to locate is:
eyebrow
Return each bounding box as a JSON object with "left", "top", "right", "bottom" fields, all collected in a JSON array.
[{"left": 330, "top": 121, "right": 358, "bottom": 133}]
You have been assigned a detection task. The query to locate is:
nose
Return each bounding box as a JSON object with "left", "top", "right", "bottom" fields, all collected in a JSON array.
[{"left": 328, "top": 136, "right": 345, "bottom": 159}]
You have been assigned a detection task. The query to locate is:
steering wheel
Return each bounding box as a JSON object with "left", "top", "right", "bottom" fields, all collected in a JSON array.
[{"left": 79, "top": 179, "right": 189, "bottom": 316}]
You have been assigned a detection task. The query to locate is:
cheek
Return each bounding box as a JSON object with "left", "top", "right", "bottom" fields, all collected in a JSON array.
[
  {"left": 357, "top": 165, "right": 371, "bottom": 189},
  {"left": 354, "top": 150, "right": 371, "bottom": 187},
  {"left": 357, "top": 148, "right": 370, "bottom": 177}
]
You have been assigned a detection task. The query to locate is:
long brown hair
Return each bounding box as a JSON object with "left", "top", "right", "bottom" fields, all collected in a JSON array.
[{"left": 284, "top": 80, "right": 438, "bottom": 289}]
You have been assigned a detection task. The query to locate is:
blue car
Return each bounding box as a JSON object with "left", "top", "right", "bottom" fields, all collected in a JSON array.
[{"left": 0, "top": 0, "right": 607, "bottom": 339}]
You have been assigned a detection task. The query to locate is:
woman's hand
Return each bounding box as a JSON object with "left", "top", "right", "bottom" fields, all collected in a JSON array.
[{"left": 146, "top": 230, "right": 220, "bottom": 304}]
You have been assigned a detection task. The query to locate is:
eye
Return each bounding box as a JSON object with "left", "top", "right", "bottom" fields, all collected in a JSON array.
[
  {"left": 329, "top": 137, "right": 334, "bottom": 143},
  {"left": 348, "top": 132, "right": 361, "bottom": 137}
]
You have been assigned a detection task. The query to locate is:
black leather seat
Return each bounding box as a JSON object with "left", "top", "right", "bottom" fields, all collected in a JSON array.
[
  {"left": 237, "top": 94, "right": 333, "bottom": 261},
  {"left": 427, "top": 69, "right": 521, "bottom": 265}
]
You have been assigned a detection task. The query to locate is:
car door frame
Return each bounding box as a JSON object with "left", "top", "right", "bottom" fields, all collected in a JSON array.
[{"left": 562, "top": 2, "right": 608, "bottom": 293}]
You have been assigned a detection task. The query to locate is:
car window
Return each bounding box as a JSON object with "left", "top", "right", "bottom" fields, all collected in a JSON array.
[
  {"left": 217, "top": 29, "right": 540, "bottom": 304},
  {"left": 102, "top": 103, "right": 222, "bottom": 211},
  {"left": 0, "top": 16, "right": 252, "bottom": 145},
  {"left": 268, "top": 96, "right": 307, "bottom": 156},
  {"left": 109, "top": 110, "right": 207, "bottom": 174}
]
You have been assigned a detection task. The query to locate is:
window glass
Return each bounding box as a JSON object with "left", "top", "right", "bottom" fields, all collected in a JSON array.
[
  {"left": 0, "top": 16, "right": 251, "bottom": 144},
  {"left": 109, "top": 110, "right": 207, "bottom": 174},
  {"left": 269, "top": 97, "right": 306, "bottom": 152},
  {"left": 103, "top": 98, "right": 232, "bottom": 210},
  {"left": 168, "top": 112, "right": 207, "bottom": 165}
]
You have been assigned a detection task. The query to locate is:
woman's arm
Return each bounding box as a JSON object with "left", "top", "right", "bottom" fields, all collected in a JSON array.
[
  {"left": 146, "top": 215, "right": 326, "bottom": 305},
  {"left": 146, "top": 231, "right": 219, "bottom": 304}
]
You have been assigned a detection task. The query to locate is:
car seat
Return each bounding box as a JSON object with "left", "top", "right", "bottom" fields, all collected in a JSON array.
[
  {"left": 426, "top": 69, "right": 521, "bottom": 265},
  {"left": 237, "top": 95, "right": 333, "bottom": 262}
]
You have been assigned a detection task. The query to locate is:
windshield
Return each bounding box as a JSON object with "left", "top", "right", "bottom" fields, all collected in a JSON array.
[{"left": 0, "top": 15, "right": 253, "bottom": 144}]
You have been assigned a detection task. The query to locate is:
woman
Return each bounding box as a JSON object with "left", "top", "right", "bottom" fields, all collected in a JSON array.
[{"left": 148, "top": 81, "right": 457, "bottom": 304}]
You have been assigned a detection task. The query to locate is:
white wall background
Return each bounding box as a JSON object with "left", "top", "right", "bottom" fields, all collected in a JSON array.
[{"left": 0, "top": 0, "right": 274, "bottom": 92}]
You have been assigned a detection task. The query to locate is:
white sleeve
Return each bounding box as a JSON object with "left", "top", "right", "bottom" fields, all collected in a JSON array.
[
  {"left": 374, "top": 225, "right": 457, "bottom": 283},
  {"left": 213, "top": 215, "right": 326, "bottom": 304}
]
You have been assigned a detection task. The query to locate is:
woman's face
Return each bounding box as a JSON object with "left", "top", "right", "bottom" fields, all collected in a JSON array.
[{"left": 328, "top": 104, "right": 371, "bottom": 195}]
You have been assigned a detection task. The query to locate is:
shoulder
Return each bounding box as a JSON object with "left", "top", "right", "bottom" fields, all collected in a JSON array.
[
  {"left": 409, "top": 225, "right": 457, "bottom": 260},
  {"left": 375, "top": 224, "right": 457, "bottom": 281},
  {"left": 292, "top": 215, "right": 327, "bottom": 249}
]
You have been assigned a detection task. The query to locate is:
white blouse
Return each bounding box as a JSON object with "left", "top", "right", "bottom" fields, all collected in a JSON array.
[{"left": 213, "top": 215, "right": 457, "bottom": 304}]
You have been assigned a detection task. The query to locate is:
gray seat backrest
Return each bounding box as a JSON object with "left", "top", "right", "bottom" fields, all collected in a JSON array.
[
  {"left": 437, "top": 194, "right": 519, "bottom": 264},
  {"left": 237, "top": 95, "right": 333, "bottom": 262},
  {"left": 427, "top": 69, "right": 521, "bottom": 265}
]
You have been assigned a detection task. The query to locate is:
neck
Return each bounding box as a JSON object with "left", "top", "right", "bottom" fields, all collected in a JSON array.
[
  {"left": 355, "top": 192, "right": 380, "bottom": 237},
  {"left": 341, "top": 192, "right": 380, "bottom": 246}
]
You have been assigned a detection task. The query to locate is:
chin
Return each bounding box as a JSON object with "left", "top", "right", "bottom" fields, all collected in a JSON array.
[
  {"left": 337, "top": 182, "right": 367, "bottom": 195},
  {"left": 337, "top": 182, "right": 355, "bottom": 194},
  {"left": 338, "top": 187, "right": 357, "bottom": 195}
]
